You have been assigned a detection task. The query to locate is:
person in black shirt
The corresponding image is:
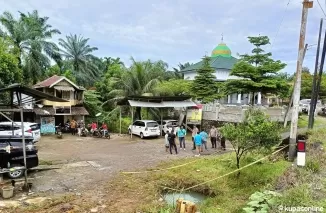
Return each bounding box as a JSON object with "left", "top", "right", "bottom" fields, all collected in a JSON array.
[{"left": 168, "top": 130, "right": 178, "bottom": 154}]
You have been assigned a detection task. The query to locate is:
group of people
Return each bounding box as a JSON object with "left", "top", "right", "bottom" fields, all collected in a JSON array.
[
  {"left": 164, "top": 125, "right": 226, "bottom": 156},
  {"left": 66, "top": 119, "right": 108, "bottom": 136}
]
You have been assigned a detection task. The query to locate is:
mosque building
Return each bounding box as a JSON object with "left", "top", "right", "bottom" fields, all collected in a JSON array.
[{"left": 180, "top": 38, "right": 264, "bottom": 105}]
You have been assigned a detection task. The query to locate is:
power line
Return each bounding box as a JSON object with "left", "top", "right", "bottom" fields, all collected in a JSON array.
[
  {"left": 317, "top": 0, "right": 326, "bottom": 17},
  {"left": 270, "top": 0, "right": 292, "bottom": 51}
]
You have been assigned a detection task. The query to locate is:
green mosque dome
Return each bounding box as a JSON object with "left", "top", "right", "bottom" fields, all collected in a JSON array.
[{"left": 211, "top": 43, "right": 231, "bottom": 57}]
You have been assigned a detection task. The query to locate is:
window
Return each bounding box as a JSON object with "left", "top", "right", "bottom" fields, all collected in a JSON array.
[
  {"left": 62, "top": 91, "right": 71, "bottom": 100},
  {"left": 55, "top": 107, "right": 71, "bottom": 114},
  {"left": 146, "top": 122, "right": 159, "bottom": 127}
]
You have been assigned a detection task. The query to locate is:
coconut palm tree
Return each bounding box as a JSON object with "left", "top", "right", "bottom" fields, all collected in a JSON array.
[
  {"left": 58, "top": 34, "right": 100, "bottom": 86},
  {"left": 0, "top": 10, "right": 61, "bottom": 84},
  {"left": 104, "top": 57, "right": 164, "bottom": 120}
]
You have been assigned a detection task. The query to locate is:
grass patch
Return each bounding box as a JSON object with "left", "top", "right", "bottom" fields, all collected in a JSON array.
[
  {"left": 283, "top": 115, "right": 326, "bottom": 133},
  {"left": 103, "top": 152, "right": 290, "bottom": 213},
  {"left": 274, "top": 128, "right": 326, "bottom": 211}
]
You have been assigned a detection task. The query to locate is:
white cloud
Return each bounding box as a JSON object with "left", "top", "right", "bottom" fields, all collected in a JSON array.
[{"left": 0, "top": 0, "right": 324, "bottom": 72}]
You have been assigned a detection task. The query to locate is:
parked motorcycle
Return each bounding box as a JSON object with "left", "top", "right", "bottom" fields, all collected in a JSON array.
[{"left": 80, "top": 127, "right": 88, "bottom": 137}]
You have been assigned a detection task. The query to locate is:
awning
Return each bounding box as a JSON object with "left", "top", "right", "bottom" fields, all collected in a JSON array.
[
  {"left": 162, "top": 101, "right": 197, "bottom": 108},
  {"left": 71, "top": 107, "right": 89, "bottom": 115},
  {"left": 127, "top": 100, "right": 196, "bottom": 108},
  {"left": 54, "top": 86, "right": 75, "bottom": 91},
  {"left": 128, "top": 100, "right": 163, "bottom": 107}
]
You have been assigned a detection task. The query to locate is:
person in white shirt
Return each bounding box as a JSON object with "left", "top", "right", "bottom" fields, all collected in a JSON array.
[{"left": 164, "top": 130, "right": 170, "bottom": 152}]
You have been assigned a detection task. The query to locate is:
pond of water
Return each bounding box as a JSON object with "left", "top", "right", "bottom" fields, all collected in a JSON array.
[{"left": 163, "top": 192, "right": 206, "bottom": 206}]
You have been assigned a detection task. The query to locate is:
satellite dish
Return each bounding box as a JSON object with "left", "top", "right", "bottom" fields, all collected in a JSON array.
[{"left": 95, "top": 113, "right": 102, "bottom": 117}]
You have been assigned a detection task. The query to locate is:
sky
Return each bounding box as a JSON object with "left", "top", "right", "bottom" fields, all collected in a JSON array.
[{"left": 0, "top": 0, "right": 325, "bottom": 74}]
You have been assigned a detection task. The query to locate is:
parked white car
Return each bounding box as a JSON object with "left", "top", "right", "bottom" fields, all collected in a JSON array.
[
  {"left": 128, "top": 120, "right": 160, "bottom": 139},
  {"left": 299, "top": 99, "right": 322, "bottom": 113},
  {"left": 157, "top": 120, "right": 178, "bottom": 135},
  {"left": 0, "top": 122, "right": 40, "bottom": 143}
]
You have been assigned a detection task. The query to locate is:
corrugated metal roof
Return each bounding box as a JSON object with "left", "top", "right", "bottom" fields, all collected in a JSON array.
[
  {"left": 128, "top": 100, "right": 164, "bottom": 107},
  {"left": 162, "top": 101, "right": 197, "bottom": 107},
  {"left": 128, "top": 100, "right": 196, "bottom": 108}
]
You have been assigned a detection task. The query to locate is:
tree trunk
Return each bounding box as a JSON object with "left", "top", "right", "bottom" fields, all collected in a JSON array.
[{"left": 236, "top": 155, "right": 241, "bottom": 177}]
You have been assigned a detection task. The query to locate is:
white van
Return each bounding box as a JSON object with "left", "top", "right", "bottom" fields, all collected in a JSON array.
[
  {"left": 0, "top": 122, "right": 40, "bottom": 143},
  {"left": 128, "top": 120, "right": 160, "bottom": 139}
]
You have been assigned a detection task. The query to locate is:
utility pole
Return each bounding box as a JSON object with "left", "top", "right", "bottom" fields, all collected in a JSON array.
[
  {"left": 312, "top": 30, "right": 326, "bottom": 125},
  {"left": 283, "top": 44, "right": 308, "bottom": 128},
  {"left": 308, "top": 18, "right": 323, "bottom": 129},
  {"left": 289, "top": 0, "right": 313, "bottom": 162}
]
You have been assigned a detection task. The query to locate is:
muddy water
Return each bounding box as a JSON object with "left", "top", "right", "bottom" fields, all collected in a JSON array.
[{"left": 163, "top": 192, "right": 206, "bottom": 206}]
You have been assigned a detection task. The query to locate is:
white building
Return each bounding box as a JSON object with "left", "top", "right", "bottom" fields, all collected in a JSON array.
[{"left": 181, "top": 41, "right": 264, "bottom": 105}]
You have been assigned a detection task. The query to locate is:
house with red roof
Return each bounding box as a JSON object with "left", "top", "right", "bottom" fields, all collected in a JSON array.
[{"left": 32, "top": 75, "right": 89, "bottom": 132}]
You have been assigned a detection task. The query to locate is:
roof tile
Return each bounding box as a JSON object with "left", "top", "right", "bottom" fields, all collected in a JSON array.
[{"left": 181, "top": 56, "right": 238, "bottom": 72}]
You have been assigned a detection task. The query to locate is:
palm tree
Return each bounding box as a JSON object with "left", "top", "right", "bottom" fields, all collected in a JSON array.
[
  {"left": 172, "top": 62, "right": 192, "bottom": 79},
  {"left": 104, "top": 57, "right": 163, "bottom": 120},
  {"left": 58, "top": 34, "right": 100, "bottom": 86},
  {"left": 0, "top": 10, "right": 61, "bottom": 84},
  {"left": 104, "top": 57, "right": 124, "bottom": 71}
]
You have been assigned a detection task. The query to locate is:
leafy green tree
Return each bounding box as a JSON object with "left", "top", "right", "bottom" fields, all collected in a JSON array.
[
  {"left": 96, "top": 63, "right": 125, "bottom": 103},
  {"left": 190, "top": 56, "right": 220, "bottom": 103},
  {"left": 220, "top": 109, "right": 281, "bottom": 172},
  {"left": 0, "top": 10, "right": 61, "bottom": 84},
  {"left": 83, "top": 90, "right": 103, "bottom": 123},
  {"left": 103, "top": 57, "right": 124, "bottom": 71},
  {"left": 0, "top": 38, "right": 22, "bottom": 87},
  {"left": 153, "top": 79, "right": 192, "bottom": 96},
  {"left": 225, "top": 36, "right": 288, "bottom": 104},
  {"left": 58, "top": 34, "right": 100, "bottom": 87},
  {"left": 0, "top": 38, "right": 22, "bottom": 103}
]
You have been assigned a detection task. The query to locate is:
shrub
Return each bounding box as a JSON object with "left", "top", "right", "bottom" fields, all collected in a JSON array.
[{"left": 243, "top": 190, "right": 281, "bottom": 213}]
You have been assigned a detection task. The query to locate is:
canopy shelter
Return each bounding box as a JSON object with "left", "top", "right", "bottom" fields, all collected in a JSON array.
[
  {"left": 117, "top": 96, "right": 197, "bottom": 138},
  {"left": 0, "top": 83, "right": 68, "bottom": 187}
]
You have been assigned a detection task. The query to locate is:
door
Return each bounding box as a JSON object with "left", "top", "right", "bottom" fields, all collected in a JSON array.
[{"left": 131, "top": 121, "right": 139, "bottom": 135}]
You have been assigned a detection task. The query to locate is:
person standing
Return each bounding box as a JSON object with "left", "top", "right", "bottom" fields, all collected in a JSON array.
[
  {"left": 177, "top": 125, "right": 186, "bottom": 150},
  {"left": 70, "top": 119, "right": 77, "bottom": 135},
  {"left": 168, "top": 130, "right": 178, "bottom": 154},
  {"left": 164, "top": 130, "right": 170, "bottom": 152},
  {"left": 192, "top": 125, "right": 199, "bottom": 150},
  {"left": 194, "top": 132, "right": 202, "bottom": 156},
  {"left": 209, "top": 126, "right": 218, "bottom": 149},
  {"left": 200, "top": 130, "right": 208, "bottom": 151}
]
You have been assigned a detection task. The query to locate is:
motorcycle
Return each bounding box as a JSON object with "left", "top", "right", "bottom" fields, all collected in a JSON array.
[
  {"left": 80, "top": 127, "right": 88, "bottom": 137},
  {"left": 100, "top": 127, "right": 110, "bottom": 139}
]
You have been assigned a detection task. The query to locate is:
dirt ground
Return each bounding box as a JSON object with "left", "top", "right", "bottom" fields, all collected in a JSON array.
[{"left": 26, "top": 134, "right": 229, "bottom": 195}]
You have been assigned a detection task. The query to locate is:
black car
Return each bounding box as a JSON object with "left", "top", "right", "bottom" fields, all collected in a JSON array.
[{"left": 0, "top": 135, "right": 39, "bottom": 179}]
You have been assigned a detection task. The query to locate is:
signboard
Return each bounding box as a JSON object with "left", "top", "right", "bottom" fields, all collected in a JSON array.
[
  {"left": 40, "top": 117, "right": 55, "bottom": 134},
  {"left": 186, "top": 104, "right": 203, "bottom": 125}
]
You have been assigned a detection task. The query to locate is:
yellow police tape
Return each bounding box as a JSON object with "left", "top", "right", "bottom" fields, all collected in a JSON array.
[
  {"left": 121, "top": 145, "right": 288, "bottom": 191},
  {"left": 121, "top": 159, "right": 201, "bottom": 174},
  {"left": 160, "top": 145, "right": 289, "bottom": 192}
]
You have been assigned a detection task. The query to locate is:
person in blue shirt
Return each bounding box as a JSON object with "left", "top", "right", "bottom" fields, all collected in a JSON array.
[
  {"left": 194, "top": 132, "right": 202, "bottom": 156},
  {"left": 177, "top": 125, "right": 186, "bottom": 150},
  {"left": 200, "top": 130, "right": 208, "bottom": 151}
]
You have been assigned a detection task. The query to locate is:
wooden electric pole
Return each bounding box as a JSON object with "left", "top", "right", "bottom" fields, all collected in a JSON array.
[
  {"left": 308, "top": 18, "right": 323, "bottom": 129},
  {"left": 283, "top": 44, "right": 308, "bottom": 128},
  {"left": 289, "top": 0, "right": 313, "bottom": 162}
]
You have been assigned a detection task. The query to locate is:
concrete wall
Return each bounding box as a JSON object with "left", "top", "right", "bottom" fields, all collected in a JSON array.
[{"left": 202, "top": 104, "right": 292, "bottom": 123}]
